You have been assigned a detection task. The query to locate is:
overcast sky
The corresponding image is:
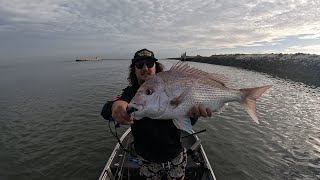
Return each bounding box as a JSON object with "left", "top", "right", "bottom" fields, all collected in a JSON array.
[{"left": 1, "top": 0, "right": 320, "bottom": 60}]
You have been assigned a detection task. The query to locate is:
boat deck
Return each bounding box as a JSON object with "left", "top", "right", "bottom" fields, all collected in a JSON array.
[{"left": 99, "top": 128, "right": 216, "bottom": 180}]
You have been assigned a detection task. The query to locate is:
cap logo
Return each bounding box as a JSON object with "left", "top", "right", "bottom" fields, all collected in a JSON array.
[{"left": 137, "top": 50, "right": 153, "bottom": 57}]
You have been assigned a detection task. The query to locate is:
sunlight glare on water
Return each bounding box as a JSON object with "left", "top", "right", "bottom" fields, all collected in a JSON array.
[{"left": 184, "top": 61, "right": 320, "bottom": 180}]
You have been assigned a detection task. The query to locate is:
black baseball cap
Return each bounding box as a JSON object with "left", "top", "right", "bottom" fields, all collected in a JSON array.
[{"left": 132, "top": 49, "right": 158, "bottom": 63}]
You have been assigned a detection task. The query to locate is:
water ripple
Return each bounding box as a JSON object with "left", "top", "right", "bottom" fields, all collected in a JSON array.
[{"left": 0, "top": 60, "right": 319, "bottom": 179}]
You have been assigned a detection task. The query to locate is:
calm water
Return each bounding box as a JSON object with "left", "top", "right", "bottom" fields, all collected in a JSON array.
[{"left": 0, "top": 59, "right": 319, "bottom": 180}]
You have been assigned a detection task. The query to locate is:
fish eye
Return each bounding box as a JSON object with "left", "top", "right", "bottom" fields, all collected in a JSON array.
[{"left": 145, "top": 89, "right": 153, "bottom": 95}]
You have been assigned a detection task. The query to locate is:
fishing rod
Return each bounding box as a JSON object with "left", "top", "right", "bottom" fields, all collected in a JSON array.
[
  {"left": 181, "top": 129, "right": 207, "bottom": 138},
  {"left": 108, "top": 107, "right": 136, "bottom": 153}
]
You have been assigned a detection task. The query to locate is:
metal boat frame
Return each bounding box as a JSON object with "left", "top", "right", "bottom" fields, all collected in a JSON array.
[{"left": 99, "top": 128, "right": 216, "bottom": 180}]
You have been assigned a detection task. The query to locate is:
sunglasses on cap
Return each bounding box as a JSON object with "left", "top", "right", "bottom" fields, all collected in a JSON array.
[{"left": 135, "top": 61, "right": 155, "bottom": 69}]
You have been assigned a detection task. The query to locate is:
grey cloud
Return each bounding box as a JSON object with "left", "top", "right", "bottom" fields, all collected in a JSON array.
[{"left": 0, "top": 0, "right": 320, "bottom": 60}]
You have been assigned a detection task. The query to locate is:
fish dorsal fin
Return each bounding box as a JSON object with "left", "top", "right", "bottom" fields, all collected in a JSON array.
[{"left": 170, "top": 61, "right": 228, "bottom": 86}]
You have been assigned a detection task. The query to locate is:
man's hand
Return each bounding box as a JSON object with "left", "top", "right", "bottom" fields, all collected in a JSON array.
[
  {"left": 111, "top": 100, "right": 134, "bottom": 125},
  {"left": 188, "top": 104, "right": 213, "bottom": 119}
]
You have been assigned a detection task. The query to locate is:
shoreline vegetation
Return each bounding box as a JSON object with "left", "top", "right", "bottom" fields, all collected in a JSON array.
[
  {"left": 75, "top": 58, "right": 128, "bottom": 61},
  {"left": 168, "top": 53, "right": 320, "bottom": 87}
]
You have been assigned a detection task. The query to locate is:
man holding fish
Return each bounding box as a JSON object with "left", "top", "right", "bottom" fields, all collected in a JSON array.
[
  {"left": 101, "top": 49, "right": 213, "bottom": 180},
  {"left": 101, "top": 48, "right": 271, "bottom": 179}
]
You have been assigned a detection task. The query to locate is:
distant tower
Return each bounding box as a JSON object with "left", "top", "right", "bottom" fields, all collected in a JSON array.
[{"left": 181, "top": 52, "right": 187, "bottom": 61}]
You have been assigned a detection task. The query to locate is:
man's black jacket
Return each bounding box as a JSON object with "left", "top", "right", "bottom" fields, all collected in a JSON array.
[{"left": 101, "top": 85, "right": 183, "bottom": 163}]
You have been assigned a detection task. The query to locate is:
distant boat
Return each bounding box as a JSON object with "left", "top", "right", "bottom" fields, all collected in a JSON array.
[{"left": 75, "top": 57, "right": 101, "bottom": 61}]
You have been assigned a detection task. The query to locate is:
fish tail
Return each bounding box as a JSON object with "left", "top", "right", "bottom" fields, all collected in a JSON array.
[{"left": 240, "top": 85, "right": 272, "bottom": 123}]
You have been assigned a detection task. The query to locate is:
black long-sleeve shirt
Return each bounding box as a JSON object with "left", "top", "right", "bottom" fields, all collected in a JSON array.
[{"left": 101, "top": 85, "right": 183, "bottom": 163}]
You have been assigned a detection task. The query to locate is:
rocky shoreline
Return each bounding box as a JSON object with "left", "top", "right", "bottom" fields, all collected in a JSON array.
[{"left": 169, "top": 53, "right": 320, "bottom": 87}]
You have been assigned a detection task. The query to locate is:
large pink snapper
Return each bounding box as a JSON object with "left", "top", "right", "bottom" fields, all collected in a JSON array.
[{"left": 128, "top": 62, "right": 271, "bottom": 134}]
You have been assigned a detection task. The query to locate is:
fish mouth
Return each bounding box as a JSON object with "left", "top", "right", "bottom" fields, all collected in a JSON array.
[{"left": 128, "top": 102, "right": 143, "bottom": 112}]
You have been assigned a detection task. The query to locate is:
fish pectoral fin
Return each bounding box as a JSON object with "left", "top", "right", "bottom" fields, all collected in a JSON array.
[
  {"left": 172, "top": 118, "right": 193, "bottom": 134},
  {"left": 170, "top": 87, "right": 191, "bottom": 108}
]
